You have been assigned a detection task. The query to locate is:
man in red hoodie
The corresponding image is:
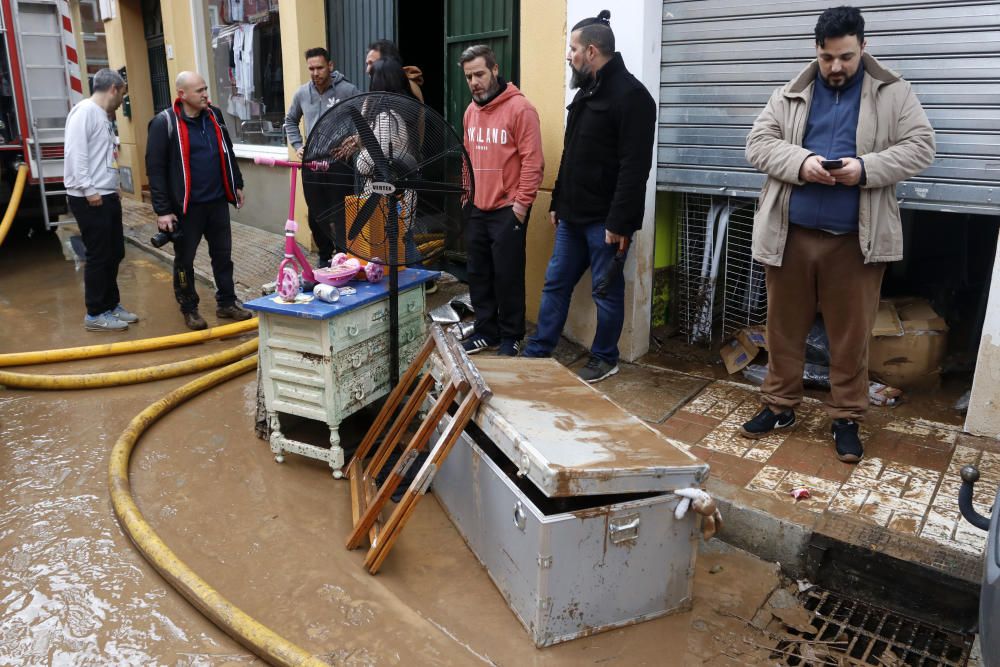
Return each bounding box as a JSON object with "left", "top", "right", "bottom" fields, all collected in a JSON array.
[{"left": 459, "top": 45, "right": 544, "bottom": 357}]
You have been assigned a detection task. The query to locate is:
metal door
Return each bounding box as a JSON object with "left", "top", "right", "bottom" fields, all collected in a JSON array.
[
  {"left": 659, "top": 0, "right": 1000, "bottom": 215},
  {"left": 141, "top": 0, "right": 169, "bottom": 113},
  {"left": 326, "top": 0, "right": 396, "bottom": 93}
]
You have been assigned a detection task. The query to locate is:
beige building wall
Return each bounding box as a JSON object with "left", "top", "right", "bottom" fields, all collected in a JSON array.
[
  {"left": 102, "top": 0, "right": 154, "bottom": 200},
  {"left": 519, "top": 0, "right": 567, "bottom": 322},
  {"left": 277, "top": 0, "right": 326, "bottom": 248}
]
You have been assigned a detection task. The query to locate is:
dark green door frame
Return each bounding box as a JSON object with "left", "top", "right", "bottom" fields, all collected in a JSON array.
[{"left": 443, "top": 0, "right": 519, "bottom": 135}]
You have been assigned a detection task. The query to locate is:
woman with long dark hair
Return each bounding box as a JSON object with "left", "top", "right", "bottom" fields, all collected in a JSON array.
[{"left": 354, "top": 58, "right": 420, "bottom": 263}]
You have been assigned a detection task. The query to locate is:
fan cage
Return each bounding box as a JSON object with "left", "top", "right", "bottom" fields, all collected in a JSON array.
[{"left": 301, "top": 91, "right": 474, "bottom": 269}]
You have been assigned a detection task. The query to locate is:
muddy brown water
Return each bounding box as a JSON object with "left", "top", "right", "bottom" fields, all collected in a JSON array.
[{"left": 1, "top": 234, "right": 782, "bottom": 665}]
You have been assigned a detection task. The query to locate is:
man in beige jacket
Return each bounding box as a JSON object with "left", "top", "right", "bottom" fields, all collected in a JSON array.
[{"left": 741, "top": 6, "right": 935, "bottom": 463}]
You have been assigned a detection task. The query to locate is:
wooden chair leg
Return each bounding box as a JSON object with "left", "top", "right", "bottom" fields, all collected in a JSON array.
[
  {"left": 345, "top": 382, "right": 460, "bottom": 550},
  {"left": 365, "top": 391, "right": 481, "bottom": 573},
  {"left": 363, "top": 373, "right": 435, "bottom": 481}
]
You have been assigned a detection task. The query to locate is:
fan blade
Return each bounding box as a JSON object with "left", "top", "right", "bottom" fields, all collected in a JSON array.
[
  {"left": 347, "top": 193, "right": 383, "bottom": 241},
  {"left": 348, "top": 105, "right": 389, "bottom": 181},
  {"left": 393, "top": 178, "right": 469, "bottom": 195}
]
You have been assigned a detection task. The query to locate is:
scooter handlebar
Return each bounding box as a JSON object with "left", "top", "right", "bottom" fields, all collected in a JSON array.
[{"left": 253, "top": 156, "right": 329, "bottom": 172}]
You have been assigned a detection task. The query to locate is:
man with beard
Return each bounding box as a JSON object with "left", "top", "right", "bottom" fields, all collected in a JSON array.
[
  {"left": 521, "top": 10, "right": 656, "bottom": 382},
  {"left": 740, "top": 6, "right": 934, "bottom": 463},
  {"left": 458, "top": 45, "right": 544, "bottom": 357},
  {"left": 283, "top": 47, "right": 359, "bottom": 268},
  {"left": 365, "top": 39, "right": 424, "bottom": 102}
]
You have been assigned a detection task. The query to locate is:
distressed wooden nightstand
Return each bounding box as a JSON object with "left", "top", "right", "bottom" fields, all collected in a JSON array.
[{"left": 245, "top": 269, "right": 438, "bottom": 477}]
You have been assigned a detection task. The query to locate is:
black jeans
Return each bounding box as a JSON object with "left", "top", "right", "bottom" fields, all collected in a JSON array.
[
  {"left": 68, "top": 193, "right": 124, "bottom": 316},
  {"left": 172, "top": 198, "right": 237, "bottom": 313},
  {"left": 311, "top": 161, "right": 355, "bottom": 267},
  {"left": 463, "top": 205, "right": 527, "bottom": 342}
]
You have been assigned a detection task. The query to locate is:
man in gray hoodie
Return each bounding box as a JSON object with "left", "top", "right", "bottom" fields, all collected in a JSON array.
[{"left": 283, "top": 47, "right": 359, "bottom": 267}]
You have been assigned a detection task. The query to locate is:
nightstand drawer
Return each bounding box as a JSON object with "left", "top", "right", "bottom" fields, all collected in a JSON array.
[{"left": 330, "top": 287, "right": 424, "bottom": 352}]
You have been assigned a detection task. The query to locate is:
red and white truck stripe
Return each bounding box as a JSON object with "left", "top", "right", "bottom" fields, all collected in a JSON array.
[{"left": 57, "top": 0, "right": 83, "bottom": 102}]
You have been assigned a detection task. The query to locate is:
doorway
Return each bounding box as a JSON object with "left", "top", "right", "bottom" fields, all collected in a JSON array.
[{"left": 141, "top": 0, "right": 170, "bottom": 113}]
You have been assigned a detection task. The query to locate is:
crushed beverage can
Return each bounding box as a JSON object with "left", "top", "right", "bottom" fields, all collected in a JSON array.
[{"left": 313, "top": 284, "right": 340, "bottom": 303}]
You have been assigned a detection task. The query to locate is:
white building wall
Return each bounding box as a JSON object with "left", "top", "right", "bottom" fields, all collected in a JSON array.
[
  {"left": 965, "top": 228, "right": 1000, "bottom": 437},
  {"left": 559, "top": 0, "right": 661, "bottom": 362}
]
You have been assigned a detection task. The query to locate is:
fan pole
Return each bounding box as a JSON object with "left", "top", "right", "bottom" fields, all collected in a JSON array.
[{"left": 389, "top": 268, "right": 399, "bottom": 387}]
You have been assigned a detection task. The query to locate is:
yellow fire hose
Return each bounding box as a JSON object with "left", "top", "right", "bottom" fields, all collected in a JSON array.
[
  {"left": 0, "top": 318, "right": 258, "bottom": 368},
  {"left": 0, "top": 337, "right": 258, "bottom": 390},
  {"left": 0, "top": 164, "right": 29, "bottom": 249},
  {"left": 108, "top": 356, "right": 327, "bottom": 666}
]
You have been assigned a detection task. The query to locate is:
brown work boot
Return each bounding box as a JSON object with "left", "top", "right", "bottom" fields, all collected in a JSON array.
[
  {"left": 216, "top": 302, "right": 253, "bottom": 321},
  {"left": 183, "top": 310, "right": 208, "bottom": 331}
]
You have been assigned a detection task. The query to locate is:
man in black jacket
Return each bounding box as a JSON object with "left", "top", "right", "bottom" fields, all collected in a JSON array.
[
  {"left": 522, "top": 10, "right": 656, "bottom": 383},
  {"left": 146, "top": 71, "right": 252, "bottom": 330}
]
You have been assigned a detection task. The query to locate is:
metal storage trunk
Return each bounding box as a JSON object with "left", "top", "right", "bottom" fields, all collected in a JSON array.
[{"left": 430, "top": 358, "right": 709, "bottom": 647}]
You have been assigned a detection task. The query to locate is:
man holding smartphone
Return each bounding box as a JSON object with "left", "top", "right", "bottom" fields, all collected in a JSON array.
[{"left": 742, "top": 6, "right": 935, "bottom": 462}]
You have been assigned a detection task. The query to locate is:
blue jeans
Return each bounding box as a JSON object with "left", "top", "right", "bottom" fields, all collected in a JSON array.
[{"left": 523, "top": 221, "right": 626, "bottom": 364}]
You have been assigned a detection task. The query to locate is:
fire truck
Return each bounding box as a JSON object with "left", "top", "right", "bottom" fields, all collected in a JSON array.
[{"left": 1, "top": 0, "right": 84, "bottom": 230}]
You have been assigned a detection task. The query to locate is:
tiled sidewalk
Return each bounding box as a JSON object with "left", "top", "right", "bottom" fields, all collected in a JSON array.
[{"left": 656, "top": 382, "right": 997, "bottom": 557}]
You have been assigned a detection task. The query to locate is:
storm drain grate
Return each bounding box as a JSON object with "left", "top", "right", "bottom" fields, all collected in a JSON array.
[{"left": 775, "top": 588, "right": 974, "bottom": 666}]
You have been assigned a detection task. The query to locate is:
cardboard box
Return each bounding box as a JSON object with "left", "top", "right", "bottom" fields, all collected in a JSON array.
[
  {"left": 721, "top": 328, "right": 762, "bottom": 374},
  {"left": 869, "top": 299, "right": 948, "bottom": 389}
]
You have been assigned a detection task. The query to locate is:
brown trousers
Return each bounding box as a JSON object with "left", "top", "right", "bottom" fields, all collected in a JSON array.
[{"left": 762, "top": 225, "right": 886, "bottom": 420}]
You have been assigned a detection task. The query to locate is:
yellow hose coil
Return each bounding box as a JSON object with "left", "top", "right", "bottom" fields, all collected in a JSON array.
[
  {"left": 0, "top": 318, "right": 258, "bottom": 368},
  {"left": 108, "top": 356, "right": 327, "bottom": 666},
  {"left": 0, "top": 164, "right": 29, "bottom": 248},
  {"left": 0, "top": 338, "right": 258, "bottom": 390}
]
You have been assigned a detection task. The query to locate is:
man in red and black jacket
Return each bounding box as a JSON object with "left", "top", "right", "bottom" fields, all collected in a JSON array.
[{"left": 146, "top": 71, "right": 252, "bottom": 330}]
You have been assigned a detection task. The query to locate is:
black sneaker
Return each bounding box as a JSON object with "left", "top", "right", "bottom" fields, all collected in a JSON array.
[
  {"left": 577, "top": 356, "right": 619, "bottom": 383},
  {"left": 462, "top": 334, "right": 499, "bottom": 355},
  {"left": 497, "top": 339, "right": 521, "bottom": 357},
  {"left": 739, "top": 406, "right": 795, "bottom": 439},
  {"left": 832, "top": 418, "right": 864, "bottom": 463}
]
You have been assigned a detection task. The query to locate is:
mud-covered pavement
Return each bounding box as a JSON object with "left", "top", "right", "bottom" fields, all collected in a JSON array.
[{"left": 1, "top": 233, "right": 789, "bottom": 665}]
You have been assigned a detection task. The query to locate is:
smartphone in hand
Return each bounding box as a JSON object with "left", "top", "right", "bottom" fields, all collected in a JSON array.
[{"left": 821, "top": 159, "right": 844, "bottom": 170}]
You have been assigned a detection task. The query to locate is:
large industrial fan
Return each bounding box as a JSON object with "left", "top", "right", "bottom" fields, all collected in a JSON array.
[{"left": 302, "top": 92, "right": 474, "bottom": 385}]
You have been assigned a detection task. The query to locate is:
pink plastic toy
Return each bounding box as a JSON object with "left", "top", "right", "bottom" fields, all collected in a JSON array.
[
  {"left": 253, "top": 156, "right": 330, "bottom": 300},
  {"left": 314, "top": 263, "right": 360, "bottom": 287}
]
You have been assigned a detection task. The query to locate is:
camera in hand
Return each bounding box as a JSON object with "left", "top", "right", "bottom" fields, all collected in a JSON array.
[{"left": 150, "top": 227, "right": 182, "bottom": 248}]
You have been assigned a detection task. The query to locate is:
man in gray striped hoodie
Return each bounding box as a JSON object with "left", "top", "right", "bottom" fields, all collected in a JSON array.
[{"left": 283, "top": 47, "right": 359, "bottom": 268}]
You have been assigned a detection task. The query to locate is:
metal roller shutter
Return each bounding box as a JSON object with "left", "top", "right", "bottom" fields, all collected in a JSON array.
[{"left": 659, "top": 1, "right": 1000, "bottom": 215}]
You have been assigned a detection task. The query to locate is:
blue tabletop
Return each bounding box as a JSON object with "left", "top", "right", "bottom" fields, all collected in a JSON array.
[{"left": 245, "top": 268, "right": 440, "bottom": 320}]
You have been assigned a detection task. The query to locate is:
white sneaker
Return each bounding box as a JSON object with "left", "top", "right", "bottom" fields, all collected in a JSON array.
[
  {"left": 84, "top": 311, "right": 128, "bottom": 332},
  {"left": 110, "top": 304, "right": 139, "bottom": 323}
]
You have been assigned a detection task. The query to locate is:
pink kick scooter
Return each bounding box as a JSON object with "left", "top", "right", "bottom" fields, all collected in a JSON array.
[{"left": 254, "top": 156, "right": 330, "bottom": 300}]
